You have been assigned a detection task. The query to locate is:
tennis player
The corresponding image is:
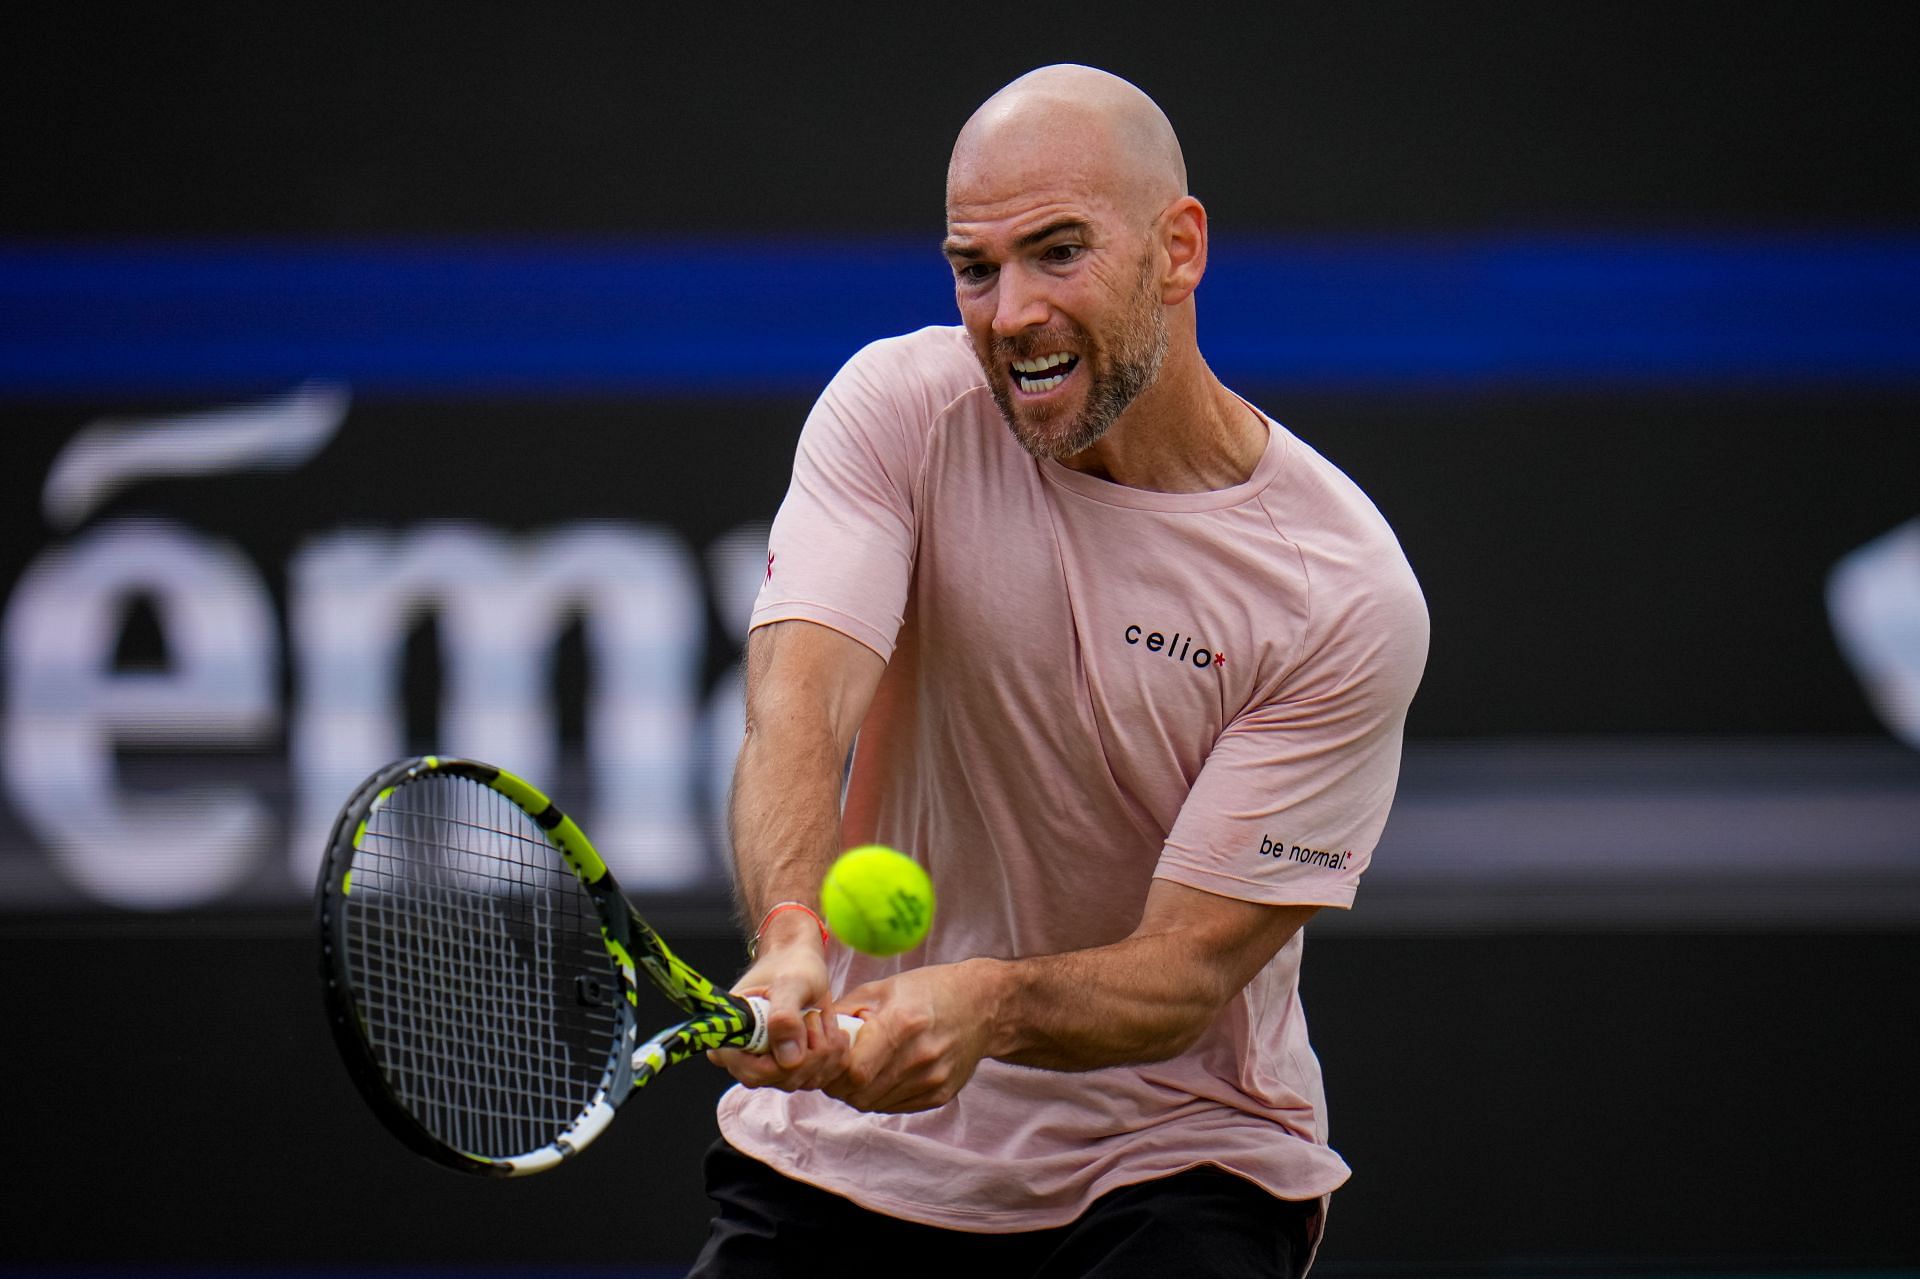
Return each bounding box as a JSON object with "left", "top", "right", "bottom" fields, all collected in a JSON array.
[{"left": 696, "top": 64, "right": 1428, "bottom": 1277}]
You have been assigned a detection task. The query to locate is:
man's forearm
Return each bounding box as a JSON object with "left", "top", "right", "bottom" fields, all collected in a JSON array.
[
  {"left": 971, "top": 944, "right": 1218, "bottom": 1071},
  {"left": 969, "top": 895, "right": 1317, "bottom": 1073},
  {"left": 728, "top": 711, "right": 848, "bottom": 926},
  {"left": 715, "top": 621, "right": 886, "bottom": 1078},
  {"left": 727, "top": 620, "right": 887, "bottom": 933}
]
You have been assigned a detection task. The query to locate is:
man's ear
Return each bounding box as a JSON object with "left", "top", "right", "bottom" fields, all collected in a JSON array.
[{"left": 1158, "top": 196, "right": 1208, "bottom": 304}]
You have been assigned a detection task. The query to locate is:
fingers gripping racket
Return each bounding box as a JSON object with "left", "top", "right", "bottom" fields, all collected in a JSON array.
[{"left": 316, "top": 755, "right": 856, "bottom": 1177}]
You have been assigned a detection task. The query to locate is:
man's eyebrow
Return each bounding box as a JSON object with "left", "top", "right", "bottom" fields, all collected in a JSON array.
[
  {"left": 1014, "top": 218, "right": 1090, "bottom": 251},
  {"left": 942, "top": 218, "right": 1092, "bottom": 261}
]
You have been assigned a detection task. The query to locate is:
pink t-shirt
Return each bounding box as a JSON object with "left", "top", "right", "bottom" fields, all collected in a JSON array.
[{"left": 720, "top": 325, "right": 1428, "bottom": 1231}]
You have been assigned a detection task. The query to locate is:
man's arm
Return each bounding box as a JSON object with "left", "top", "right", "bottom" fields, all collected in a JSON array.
[
  {"left": 825, "top": 881, "right": 1317, "bottom": 1113},
  {"left": 715, "top": 618, "right": 885, "bottom": 1077}
]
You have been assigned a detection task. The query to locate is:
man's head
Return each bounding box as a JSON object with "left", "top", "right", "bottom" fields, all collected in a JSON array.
[{"left": 944, "top": 65, "right": 1203, "bottom": 461}]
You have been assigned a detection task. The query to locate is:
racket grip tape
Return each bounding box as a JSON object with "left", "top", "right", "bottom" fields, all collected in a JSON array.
[{"left": 740, "top": 994, "right": 864, "bottom": 1053}]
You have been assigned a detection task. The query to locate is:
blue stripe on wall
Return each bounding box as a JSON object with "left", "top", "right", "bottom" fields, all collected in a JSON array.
[{"left": 2, "top": 235, "right": 1915, "bottom": 397}]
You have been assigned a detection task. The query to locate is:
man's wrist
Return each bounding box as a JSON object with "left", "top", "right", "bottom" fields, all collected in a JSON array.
[
  {"left": 966, "top": 956, "right": 1023, "bottom": 1060},
  {"left": 748, "top": 899, "right": 830, "bottom": 958}
]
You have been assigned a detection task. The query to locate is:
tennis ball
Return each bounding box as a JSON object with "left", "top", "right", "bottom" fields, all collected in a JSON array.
[{"left": 820, "top": 845, "right": 934, "bottom": 956}]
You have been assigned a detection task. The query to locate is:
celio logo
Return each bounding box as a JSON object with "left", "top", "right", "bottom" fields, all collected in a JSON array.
[{"left": 1123, "top": 623, "right": 1224, "bottom": 670}]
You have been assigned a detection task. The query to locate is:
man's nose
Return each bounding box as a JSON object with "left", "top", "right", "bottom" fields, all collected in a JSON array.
[{"left": 992, "top": 267, "right": 1050, "bottom": 337}]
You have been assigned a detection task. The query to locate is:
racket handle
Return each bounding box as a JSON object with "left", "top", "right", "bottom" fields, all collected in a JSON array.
[{"left": 741, "top": 994, "right": 863, "bottom": 1053}]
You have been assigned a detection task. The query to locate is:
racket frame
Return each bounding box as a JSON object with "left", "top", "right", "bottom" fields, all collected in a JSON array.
[{"left": 316, "top": 755, "right": 763, "bottom": 1176}]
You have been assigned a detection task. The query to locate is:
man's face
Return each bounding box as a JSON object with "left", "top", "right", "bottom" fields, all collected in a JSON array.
[{"left": 944, "top": 191, "right": 1169, "bottom": 462}]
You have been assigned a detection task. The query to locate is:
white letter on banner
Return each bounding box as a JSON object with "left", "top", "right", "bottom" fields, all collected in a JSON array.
[
  {"left": 2, "top": 519, "right": 279, "bottom": 907},
  {"left": 288, "top": 522, "right": 707, "bottom": 890}
]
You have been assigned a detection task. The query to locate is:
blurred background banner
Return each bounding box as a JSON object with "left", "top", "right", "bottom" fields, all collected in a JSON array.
[
  {"left": 4, "top": 0, "right": 1917, "bottom": 1272},
  {"left": 3, "top": 235, "right": 1916, "bottom": 923}
]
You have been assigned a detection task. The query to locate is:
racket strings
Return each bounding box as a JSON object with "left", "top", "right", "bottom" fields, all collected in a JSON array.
[{"left": 344, "top": 776, "right": 621, "bottom": 1161}]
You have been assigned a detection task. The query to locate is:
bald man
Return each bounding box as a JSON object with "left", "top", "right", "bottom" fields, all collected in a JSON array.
[{"left": 693, "top": 65, "right": 1428, "bottom": 1277}]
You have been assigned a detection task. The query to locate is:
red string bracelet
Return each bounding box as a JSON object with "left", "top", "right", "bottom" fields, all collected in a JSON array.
[{"left": 748, "top": 900, "right": 829, "bottom": 958}]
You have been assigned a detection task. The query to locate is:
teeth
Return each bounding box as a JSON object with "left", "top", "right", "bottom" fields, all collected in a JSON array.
[
  {"left": 1011, "top": 353, "right": 1073, "bottom": 374},
  {"left": 1017, "top": 372, "right": 1066, "bottom": 393}
]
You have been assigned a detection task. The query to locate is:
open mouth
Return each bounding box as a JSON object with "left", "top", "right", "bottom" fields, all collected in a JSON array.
[{"left": 1010, "top": 352, "right": 1079, "bottom": 394}]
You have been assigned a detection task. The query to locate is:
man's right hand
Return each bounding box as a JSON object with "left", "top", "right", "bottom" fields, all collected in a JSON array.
[{"left": 707, "top": 915, "right": 854, "bottom": 1090}]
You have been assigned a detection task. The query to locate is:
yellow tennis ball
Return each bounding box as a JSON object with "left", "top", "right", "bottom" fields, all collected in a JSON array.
[{"left": 820, "top": 845, "right": 934, "bottom": 956}]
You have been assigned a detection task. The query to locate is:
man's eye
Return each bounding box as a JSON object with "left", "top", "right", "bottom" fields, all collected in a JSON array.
[
  {"left": 1042, "top": 244, "right": 1082, "bottom": 263},
  {"left": 956, "top": 263, "right": 995, "bottom": 283}
]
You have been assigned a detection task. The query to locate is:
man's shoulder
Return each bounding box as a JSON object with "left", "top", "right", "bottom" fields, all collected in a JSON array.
[
  {"left": 1266, "top": 425, "right": 1404, "bottom": 555},
  {"left": 813, "top": 326, "right": 989, "bottom": 456},
  {"left": 841, "top": 324, "right": 984, "bottom": 404},
  {"left": 1260, "top": 423, "right": 1426, "bottom": 631},
  {"left": 801, "top": 326, "right": 991, "bottom": 478}
]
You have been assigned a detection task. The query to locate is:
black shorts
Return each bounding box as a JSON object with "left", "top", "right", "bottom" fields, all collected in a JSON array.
[{"left": 687, "top": 1139, "right": 1320, "bottom": 1278}]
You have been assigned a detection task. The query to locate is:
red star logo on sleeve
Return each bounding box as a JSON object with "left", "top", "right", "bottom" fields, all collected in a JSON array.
[
  {"left": 765, "top": 551, "right": 776, "bottom": 582},
  {"left": 1214, "top": 651, "right": 1227, "bottom": 669}
]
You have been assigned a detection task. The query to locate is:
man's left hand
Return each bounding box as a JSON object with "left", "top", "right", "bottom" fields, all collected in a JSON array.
[{"left": 824, "top": 959, "right": 1002, "bottom": 1113}]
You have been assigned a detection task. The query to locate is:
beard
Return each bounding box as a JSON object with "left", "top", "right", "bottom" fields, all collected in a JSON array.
[{"left": 984, "top": 258, "right": 1169, "bottom": 462}]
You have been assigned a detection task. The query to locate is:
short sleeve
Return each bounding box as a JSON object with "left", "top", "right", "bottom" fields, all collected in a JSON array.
[
  {"left": 1156, "top": 567, "right": 1429, "bottom": 908},
  {"left": 751, "top": 333, "right": 948, "bottom": 660}
]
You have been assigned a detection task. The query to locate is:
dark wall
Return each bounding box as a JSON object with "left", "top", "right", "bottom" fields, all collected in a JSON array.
[{"left": 7, "top": 2, "right": 1917, "bottom": 234}]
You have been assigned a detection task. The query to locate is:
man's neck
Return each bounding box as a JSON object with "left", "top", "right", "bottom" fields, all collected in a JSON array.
[{"left": 1056, "top": 349, "right": 1264, "bottom": 493}]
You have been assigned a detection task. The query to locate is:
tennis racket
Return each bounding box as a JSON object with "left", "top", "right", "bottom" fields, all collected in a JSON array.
[{"left": 316, "top": 754, "right": 857, "bottom": 1177}]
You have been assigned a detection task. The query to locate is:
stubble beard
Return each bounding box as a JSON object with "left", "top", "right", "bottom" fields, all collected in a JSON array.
[{"left": 986, "top": 259, "right": 1169, "bottom": 463}]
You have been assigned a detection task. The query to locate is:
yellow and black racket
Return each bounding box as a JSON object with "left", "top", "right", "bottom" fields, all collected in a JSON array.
[{"left": 316, "top": 755, "right": 844, "bottom": 1176}]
